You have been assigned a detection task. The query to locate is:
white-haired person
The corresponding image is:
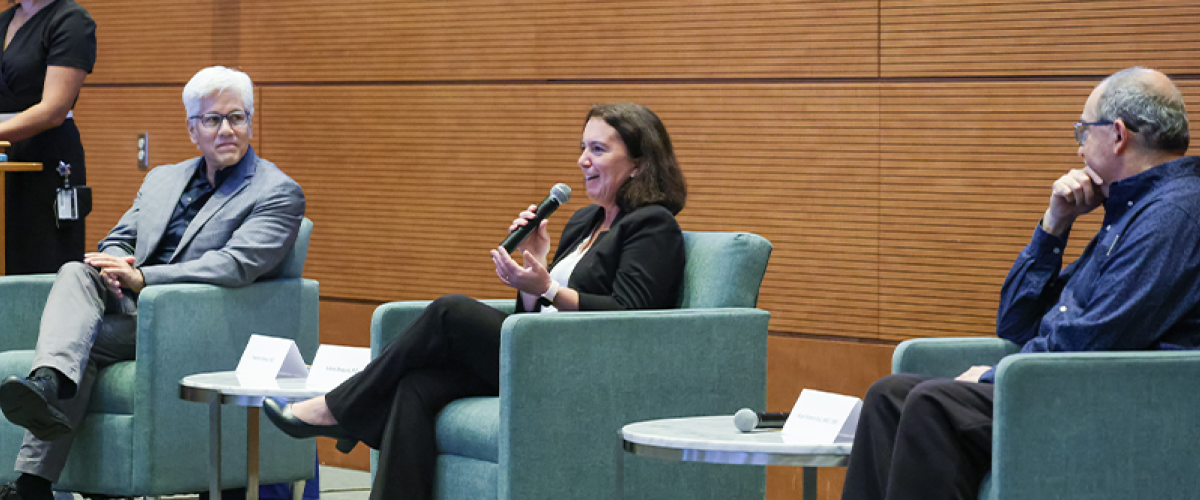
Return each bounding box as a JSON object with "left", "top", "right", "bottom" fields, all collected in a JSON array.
[
  {"left": 0, "top": 66, "right": 306, "bottom": 500},
  {"left": 0, "top": 0, "right": 95, "bottom": 275}
]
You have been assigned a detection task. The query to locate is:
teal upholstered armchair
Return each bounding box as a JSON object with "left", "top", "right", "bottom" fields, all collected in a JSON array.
[
  {"left": 0, "top": 218, "right": 318, "bottom": 497},
  {"left": 371, "top": 231, "right": 773, "bottom": 499},
  {"left": 893, "top": 337, "right": 1200, "bottom": 500}
]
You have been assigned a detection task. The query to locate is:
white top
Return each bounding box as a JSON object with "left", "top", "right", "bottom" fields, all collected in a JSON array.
[{"left": 540, "top": 234, "right": 591, "bottom": 313}]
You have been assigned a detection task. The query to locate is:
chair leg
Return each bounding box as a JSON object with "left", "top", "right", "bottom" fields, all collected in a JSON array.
[{"left": 291, "top": 481, "right": 305, "bottom": 500}]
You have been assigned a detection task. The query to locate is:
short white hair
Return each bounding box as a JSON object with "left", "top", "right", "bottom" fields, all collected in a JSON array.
[{"left": 182, "top": 66, "right": 254, "bottom": 118}]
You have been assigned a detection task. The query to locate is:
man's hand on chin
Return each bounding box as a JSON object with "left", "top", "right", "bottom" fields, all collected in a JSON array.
[{"left": 83, "top": 253, "right": 145, "bottom": 298}]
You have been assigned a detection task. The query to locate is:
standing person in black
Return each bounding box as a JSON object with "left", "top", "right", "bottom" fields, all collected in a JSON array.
[
  {"left": 0, "top": 0, "right": 95, "bottom": 274},
  {"left": 263, "top": 102, "right": 689, "bottom": 499}
]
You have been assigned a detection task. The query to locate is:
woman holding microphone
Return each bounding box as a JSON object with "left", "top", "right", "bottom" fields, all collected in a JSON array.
[
  {"left": 264, "top": 102, "right": 688, "bottom": 499},
  {"left": 0, "top": 0, "right": 95, "bottom": 274}
]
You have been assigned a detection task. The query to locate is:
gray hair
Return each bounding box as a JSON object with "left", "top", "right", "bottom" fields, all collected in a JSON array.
[
  {"left": 182, "top": 66, "right": 254, "bottom": 118},
  {"left": 1096, "top": 67, "right": 1189, "bottom": 152}
]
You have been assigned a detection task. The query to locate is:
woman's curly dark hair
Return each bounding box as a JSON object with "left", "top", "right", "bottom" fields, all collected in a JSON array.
[{"left": 585, "top": 103, "right": 687, "bottom": 215}]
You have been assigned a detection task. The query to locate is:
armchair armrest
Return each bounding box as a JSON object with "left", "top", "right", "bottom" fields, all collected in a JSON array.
[
  {"left": 990, "top": 351, "right": 1200, "bottom": 499},
  {"left": 499, "top": 308, "right": 770, "bottom": 499},
  {"left": 131, "top": 278, "right": 319, "bottom": 492},
  {"left": 892, "top": 337, "right": 1020, "bottom": 378},
  {"left": 371, "top": 299, "right": 514, "bottom": 357},
  {"left": 0, "top": 274, "right": 55, "bottom": 352}
]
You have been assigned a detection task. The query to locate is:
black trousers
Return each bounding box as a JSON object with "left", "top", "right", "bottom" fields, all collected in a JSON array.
[
  {"left": 841, "top": 374, "right": 994, "bottom": 500},
  {"left": 324, "top": 295, "right": 507, "bottom": 500}
]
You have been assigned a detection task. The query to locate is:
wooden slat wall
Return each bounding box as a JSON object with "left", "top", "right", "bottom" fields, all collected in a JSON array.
[
  {"left": 260, "top": 86, "right": 546, "bottom": 300},
  {"left": 878, "top": 82, "right": 1097, "bottom": 341},
  {"left": 262, "top": 84, "right": 881, "bottom": 332},
  {"left": 881, "top": 0, "right": 1200, "bottom": 77},
  {"left": 877, "top": 81, "right": 1200, "bottom": 341},
  {"left": 236, "top": 0, "right": 879, "bottom": 81},
  {"left": 75, "top": 88, "right": 189, "bottom": 238},
  {"left": 83, "top": 1, "right": 237, "bottom": 83}
]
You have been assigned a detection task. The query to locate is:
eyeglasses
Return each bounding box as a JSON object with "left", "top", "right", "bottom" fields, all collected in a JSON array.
[
  {"left": 189, "top": 111, "right": 250, "bottom": 130},
  {"left": 1073, "top": 120, "right": 1114, "bottom": 146}
]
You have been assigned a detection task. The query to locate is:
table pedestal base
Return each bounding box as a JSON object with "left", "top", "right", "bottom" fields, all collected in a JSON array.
[
  {"left": 208, "top": 401, "right": 305, "bottom": 500},
  {"left": 183, "top": 372, "right": 329, "bottom": 500}
]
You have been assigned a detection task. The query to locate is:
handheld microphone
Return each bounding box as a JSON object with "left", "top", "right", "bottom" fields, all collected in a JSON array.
[
  {"left": 733, "top": 408, "right": 790, "bottom": 432},
  {"left": 501, "top": 183, "right": 572, "bottom": 253}
]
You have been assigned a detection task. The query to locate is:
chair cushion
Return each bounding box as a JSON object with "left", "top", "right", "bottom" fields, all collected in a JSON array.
[
  {"left": 435, "top": 454, "right": 498, "bottom": 500},
  {"left": 89, "top": 361, "right": 136, "bottom": 415},
  {"left": 435, "top": 397, "right": 499, "bottom": 463},
  {"left": 0, "top": 350, "right": 135, "bottom": 415}
]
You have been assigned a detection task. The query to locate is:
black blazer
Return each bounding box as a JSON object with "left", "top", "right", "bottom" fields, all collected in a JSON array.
[{"left": 515, "top": 204, "right": 685, "bottom": 313}]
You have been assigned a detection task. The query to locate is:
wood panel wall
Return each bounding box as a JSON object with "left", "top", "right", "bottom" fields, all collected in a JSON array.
[
  {"left": 235, "top": 0, "right": 880, "bottom": 81},
  {"left": 66, "top": 0, "right": 1200, "bottom": 497},
  {"left": 881, "top": 0, "right": 1200, "bottom": 76}
]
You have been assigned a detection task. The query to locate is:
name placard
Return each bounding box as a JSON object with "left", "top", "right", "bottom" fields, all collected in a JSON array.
[
  {"left": 780, "top": 389, "right": 862, "bottom": 444},
  {"left": 236, "top": 334, "right": 309, "bottom": 379},
  {"left": 306, "top": 344, "right": 371, "bottom": 391}
]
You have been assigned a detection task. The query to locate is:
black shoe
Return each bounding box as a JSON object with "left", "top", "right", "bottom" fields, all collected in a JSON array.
[
  {"left": 262, "top": 398, "right": 358, "bottom": 453},
  {"left": 0, "top": 481, "right": 50, "bottom": 500},
  {"left": 0, "top": 376, "right": 71, "bottom": 442}
]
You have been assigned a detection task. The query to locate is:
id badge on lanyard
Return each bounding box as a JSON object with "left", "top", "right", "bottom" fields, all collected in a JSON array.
[{"left": 54, "top": 161, "right": 79, "bottom": 226}]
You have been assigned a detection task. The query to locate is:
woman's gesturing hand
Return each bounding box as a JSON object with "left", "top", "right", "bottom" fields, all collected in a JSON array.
[
  {"left": 491, "top": 246, "right": 554, "bottom": 296},
  {"left": 508, "top": 204, "right": 551, "bottom": 265}
]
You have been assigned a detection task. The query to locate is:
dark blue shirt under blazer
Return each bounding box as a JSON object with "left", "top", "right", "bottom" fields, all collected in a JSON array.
[
  {"left": 143, "top": 154, "right": 240, "bottom": 266},
  {"left": 983, "top": 155, "right": 1200, "bottom": 383}
]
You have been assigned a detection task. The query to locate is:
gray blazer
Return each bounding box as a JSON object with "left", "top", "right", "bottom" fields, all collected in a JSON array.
[{"left": 98, "top": 148, "right": 306, "bottom": 288}]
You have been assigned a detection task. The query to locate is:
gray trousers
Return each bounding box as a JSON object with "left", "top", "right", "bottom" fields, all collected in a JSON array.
[{"left": 14, "top": 262, "right": 137, "bottom": 482}]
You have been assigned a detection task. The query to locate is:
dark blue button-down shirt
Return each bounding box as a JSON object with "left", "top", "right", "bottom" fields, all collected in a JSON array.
[
  {"left": 983, "top": 156, "right": 1200, "bottom": 383},
  {"left": 142, "top": 153, "right": 243, "bottom": 266}
]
